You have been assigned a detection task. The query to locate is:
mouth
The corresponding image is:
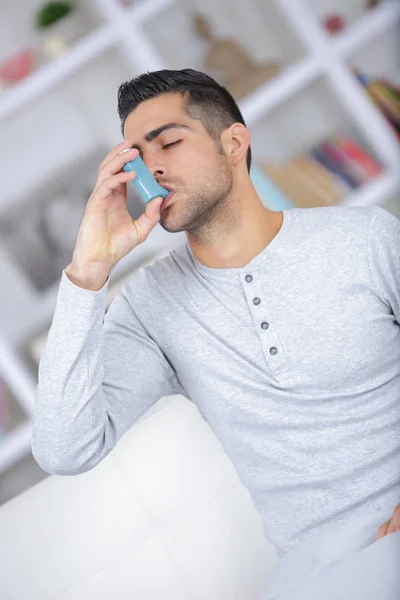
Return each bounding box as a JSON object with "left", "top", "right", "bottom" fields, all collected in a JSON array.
[{"left": 160, "top": 190, "right": 175, "bottom": 210}]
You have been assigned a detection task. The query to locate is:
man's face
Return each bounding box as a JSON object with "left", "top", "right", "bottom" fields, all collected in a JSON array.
[{"left": 123, "top": 93, "right": 233, "bottom": 234}]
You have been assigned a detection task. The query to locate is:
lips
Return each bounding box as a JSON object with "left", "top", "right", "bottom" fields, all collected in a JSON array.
[{"left": 160, "top": 190, "right": 175, "bottom": 210}]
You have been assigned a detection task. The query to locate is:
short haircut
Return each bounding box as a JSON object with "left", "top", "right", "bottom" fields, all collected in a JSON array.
[{"left": 117, "top": 68, "right": 252, "bottom": 172}]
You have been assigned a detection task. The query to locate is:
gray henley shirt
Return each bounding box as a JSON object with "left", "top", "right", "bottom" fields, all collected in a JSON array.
[{"left": 31, "top": 204, "right": 400, "bottom": 555}]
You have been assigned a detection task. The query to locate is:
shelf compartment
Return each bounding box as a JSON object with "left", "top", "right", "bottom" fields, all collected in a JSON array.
[
  {"left": 304, "top": 0, "right": 377, "bottom": 34},
  {"left": 348, "top": 19, "right": 400, "bottom": 85},
  {"left": 333, "top": 1, "right": 400, "bottom": 58},
  {"left": 141, "top": 0, "right": 307, "bottom": 102},
  {"left": 0, "top": 24, "right": 118, "bottom": 123},
  {"left": 129, "top": 0, "right": 178, "bottom": 24},
  {"left": 248, "top": 76, "right": 385, "bottom": 210}
]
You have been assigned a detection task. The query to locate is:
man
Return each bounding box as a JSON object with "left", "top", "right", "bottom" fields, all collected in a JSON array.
[{"left": 32, "top": 69, "right": 400, "bottom": 598}]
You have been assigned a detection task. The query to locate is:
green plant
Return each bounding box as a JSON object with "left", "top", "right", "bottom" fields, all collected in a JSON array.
[{"left": 36, "top": 2, "right": 74, "bottom": 28}]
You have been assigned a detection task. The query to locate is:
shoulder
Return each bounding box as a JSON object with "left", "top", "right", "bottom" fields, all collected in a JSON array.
[
  {"left": 291, "top": 204, "right": 375, "bottom": 229},
  {"left": 288, "top": 205, "right": 377, "bottom": 250},
  {"left": 369, "top": 204, "right": 400, "bottom": 240}
]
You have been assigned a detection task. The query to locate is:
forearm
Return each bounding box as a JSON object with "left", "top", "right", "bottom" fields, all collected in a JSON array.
[{"left": 31, "top": 269, "right": 111, "bottom": 475}]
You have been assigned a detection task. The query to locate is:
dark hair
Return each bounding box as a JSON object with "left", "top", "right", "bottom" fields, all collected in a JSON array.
[{"left": 117, "top": 68, "right": 252, "bottom": 172}]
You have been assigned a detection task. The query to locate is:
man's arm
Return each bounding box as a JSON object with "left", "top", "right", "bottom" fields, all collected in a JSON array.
[
  {"left": 368, "top": 206, "right": 400, "bottom": 540},
  {"left": 367, "top": 205, "right": 400, "bottom": 324},
  {"left": 31, "top": 268, "right": 184, "bottom": 475}
]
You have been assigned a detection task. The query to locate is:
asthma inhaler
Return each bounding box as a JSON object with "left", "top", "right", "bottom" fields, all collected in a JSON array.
[{"left": 123, "top": 155, "right": 169, "bottom": 203}]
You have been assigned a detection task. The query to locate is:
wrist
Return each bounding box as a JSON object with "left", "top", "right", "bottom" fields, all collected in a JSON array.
[{"left": 65, "top": 262, "right": 110, "bottom": 291}]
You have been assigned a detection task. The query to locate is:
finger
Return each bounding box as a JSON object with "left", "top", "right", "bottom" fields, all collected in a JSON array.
[
  {"left": 87, "top": 171, "right": 138, "bottom": 211},
  {"left": 99, "top": 139, "right": 133, "bottom": 171},
  {"left": 375, "top": 520, "right": 390, "bottom": 540},
  {"left": 387, "top": 504, "right": 400, "bottom": 534},
  {"left": 133, "top": 196, "right": 163, "bottom": 243},
  {"left": 100, "top": 170, "right": 138, "bottom": 194},
  {"left": 98, "top": 147, "right": 139, "bottom": 183}
]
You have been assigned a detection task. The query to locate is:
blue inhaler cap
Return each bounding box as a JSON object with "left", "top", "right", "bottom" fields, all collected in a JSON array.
[{"left": 123, "top": 155, "right": 169, "bottom": 203}]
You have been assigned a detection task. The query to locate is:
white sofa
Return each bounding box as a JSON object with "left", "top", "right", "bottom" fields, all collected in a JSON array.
[{"left": 0, "top": 395, "right": 278, "bottom": 600}]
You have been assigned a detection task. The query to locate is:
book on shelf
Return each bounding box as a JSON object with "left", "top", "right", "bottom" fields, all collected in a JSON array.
[
  {"left": 354, "top": 68, "right": 400, "bottom": 141},
  {"left": 366, "top": 82, "right": 400, "bottom": 126},
  {"left": 381, "top": 78, "right": 400, "bottom": 101},
  {"left": 319, "top": 140, "right": 369, "bottom": 186},
  {"left": 289, "top": 157, "right": 341, "bottom": 206},
  {"left": 260, "top": 157, "right": 340, "bottom": 209},
  {"left": 330, "top": 134, "right": 382, "bottom": 178},
  {"left": 261, "top": 162, "right": 324, "bottom": 208},
  {"left": 250, "top": 163, "right": 294, "bottom": 211},
  {"left": 310, "top": 145, "right": 359, "bottom": 190},
  {"left": 258, "top": 134, "right": 381, "bottom": 209}
]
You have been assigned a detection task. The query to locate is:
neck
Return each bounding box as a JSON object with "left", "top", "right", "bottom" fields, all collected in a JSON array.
[{"left": 186, "top": 182, "right": 284, "bottom": 269}]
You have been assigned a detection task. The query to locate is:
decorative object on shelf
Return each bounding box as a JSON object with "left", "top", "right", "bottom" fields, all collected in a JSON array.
[
  {"left": 355, "top": 69, "right": 400, "bottom": 142},
  {"left": 366, "top": 0, "right": 382, "bottom": 9},
  {"left": 260, "top": 134, "right": 382, "bottom": 209},
  {"left": 323, "top": 14, "right": 346, "bottom": 35},
  {"left": 192, "top": 13, "right": 280, "bottom": 100},
  {"left": 34, "top": 1, "right": 83, "bottom": 61},
  {"left": 0, "top": 49, "right": 36, "bottom": 86},
  {"left": 36, "top": 1, "right": 73, "bottom": 27}
]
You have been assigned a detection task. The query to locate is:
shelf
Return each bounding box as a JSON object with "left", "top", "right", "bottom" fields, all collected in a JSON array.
[
  {"left": 249, "top": 76, "right": 382, "bottom": 164},
  {"left": 304, "top": 0, "right": 373, "bottom": 30},
  {"left": 333, "top": 1, "right": 400, "bottom": 58},
  {"left": 0, "top": 336, "right": 37, "bottom": 416},
  {"left": 0, "top": 334, "right": 36, "bottom": 474},
  {"left": 0, "top": 421, "right": 33, "bottom": 474},
  {"left": 129, "top": 0, "right": 177, "bottom": 25},
  {"left": 340, "top": 169, "right": 400, "bottom": 207},
  {"left": 0, "top": 23, "right": 118, "bottom": 123},
  {"left": 240, "top": 56, "right": 321, "bottom": 126},
  {"left": 248, "top": 74, "right": 388, "bottom": 210},
  {"left": 347, "top": 16, "right": 400, "bottom": 83},
  {"left": 142, "top": 0, "right": 307, "bottom": 102}
]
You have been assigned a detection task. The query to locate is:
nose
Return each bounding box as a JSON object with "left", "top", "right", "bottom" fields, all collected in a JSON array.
[{"left": 143, "top": 153, "right": 166, "bottom": 180}]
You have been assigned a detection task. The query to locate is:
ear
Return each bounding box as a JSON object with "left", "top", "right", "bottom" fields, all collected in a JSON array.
[{"left": 221, "top": 123, "right": 250, "bottom": 167}]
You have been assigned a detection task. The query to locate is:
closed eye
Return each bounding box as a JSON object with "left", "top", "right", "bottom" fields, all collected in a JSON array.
[{"left": 162, "top": 140, "right": 181, "bottom": 149}]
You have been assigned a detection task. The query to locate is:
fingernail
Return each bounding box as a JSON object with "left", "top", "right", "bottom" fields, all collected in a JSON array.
[{"left": 119, "top": 148, "right": 132, "bottom": 154}]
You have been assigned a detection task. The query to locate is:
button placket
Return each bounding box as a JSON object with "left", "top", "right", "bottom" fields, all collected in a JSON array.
[{"left": 242, "top": 271, "right": 289, "bottom": 379}]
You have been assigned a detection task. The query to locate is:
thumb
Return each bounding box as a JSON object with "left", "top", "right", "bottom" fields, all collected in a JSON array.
[{"left": 133, "top": 196, "right": 163, "bottom": 242}]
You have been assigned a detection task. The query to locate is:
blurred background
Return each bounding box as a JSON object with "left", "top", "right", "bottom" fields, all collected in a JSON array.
[{"left": 0, "top": 0, "right": 399, "bottom": 505}]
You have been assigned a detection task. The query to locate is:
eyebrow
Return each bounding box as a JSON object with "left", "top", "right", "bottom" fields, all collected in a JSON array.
[{"left": 130, "top": 123, "right": 190, "bottom": 152}]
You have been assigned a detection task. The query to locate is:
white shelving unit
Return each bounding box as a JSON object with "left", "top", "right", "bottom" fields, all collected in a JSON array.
[{"left": 1, "top": 0, "right": 400, "bottom": 477}]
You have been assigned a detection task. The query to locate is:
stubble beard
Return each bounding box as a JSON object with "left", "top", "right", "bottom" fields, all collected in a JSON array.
[{"left": 158, "top": 159, "right": 234, "bottom": 243}]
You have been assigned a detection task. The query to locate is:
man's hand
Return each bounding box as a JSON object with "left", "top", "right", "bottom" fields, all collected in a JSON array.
[{"left": 375, "top": 503, "right": 400, "bottom": 540}]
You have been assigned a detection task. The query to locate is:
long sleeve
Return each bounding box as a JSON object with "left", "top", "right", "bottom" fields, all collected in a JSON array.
[
  {"left": 31, "top": 268, "right": 184, "bottom": 475},
  {"left": 367, "top": 205, "right": 400, "bottom": 324}
]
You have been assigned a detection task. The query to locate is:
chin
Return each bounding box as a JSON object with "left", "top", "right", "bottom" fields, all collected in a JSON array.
[{"left": 159, "top": 210, "right": 193, "bottom": 234}]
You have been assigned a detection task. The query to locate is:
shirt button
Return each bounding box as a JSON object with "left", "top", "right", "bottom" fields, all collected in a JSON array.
[
  {"left": 261, "top": 322, "right": 269, "bottom": 330},
  {"left": 269, "top": 347, "right": 278, "bottom": 355},
  {"left": 245, "top": 274, "right": 253, "bottom": 283},
  {"left": 253, "top": 297, "right": 261, "bottom": 305}
]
